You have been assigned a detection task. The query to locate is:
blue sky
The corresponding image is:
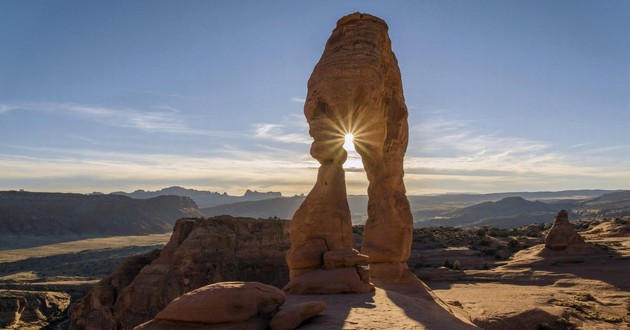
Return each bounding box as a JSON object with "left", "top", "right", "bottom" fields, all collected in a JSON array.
[{"left": 1, "top": 1, "right": 629, "bottom": 195}]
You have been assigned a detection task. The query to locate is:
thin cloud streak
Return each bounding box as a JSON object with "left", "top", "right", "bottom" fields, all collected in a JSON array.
[
  {"left": 0, "top": 149, "right": 319, "bottom": 195},
  {"left": 0, "top": 102, "right": 242, "bottom": 138},
  {"left": 253, "top": 123, "right": 311, "bottom": 144}
]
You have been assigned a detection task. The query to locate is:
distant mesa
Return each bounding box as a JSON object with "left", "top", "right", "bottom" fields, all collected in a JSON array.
[{"left": 111, "top": 186, "right": 282, "bottom": 208}]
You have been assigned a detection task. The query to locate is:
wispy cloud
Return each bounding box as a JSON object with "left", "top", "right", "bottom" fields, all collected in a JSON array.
[
  {"left": 253, "top": 113, "right": 311, "bottom": 145},
  {"left": 0, "top": 101, "right": 240, "bottom": 137},
  {"left": 0, "top": 147, "right": 319, "bottom": 195},
  {"left": 290, "top": 97, "right": 306, "bottom": 103},
  {"left": 0, "top": 104, "right": 16, "bottom": 114},
  {"left": 401, "top": 111, "right": 630, "bottom": 193}
]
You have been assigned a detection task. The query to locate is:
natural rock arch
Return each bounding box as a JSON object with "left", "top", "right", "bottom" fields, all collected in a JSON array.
[{"left": 284, "top": 12, "right": 415, "bottom": 294}]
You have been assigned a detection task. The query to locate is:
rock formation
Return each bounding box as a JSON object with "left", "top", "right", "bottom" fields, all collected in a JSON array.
[
  {"left": 135, "top": 282, "right": 287, "bottom": 329},
  {"left": 0, "top": 290, "right": 70, "bottom": 329},
  {"left": 285, "top": 12, "right": 414, "bottom": 292},
  {"left": 135, "top": 281, "right": 326, "bottom": 330},
  {"left": 269, "top": 301, "right": 326, "bottom": 330},
  {"left": 70, "top": 216, "right": 290, "bottom": 330},
  {"left": 544, "top": 210, "right": 585, "bottom": 251}
]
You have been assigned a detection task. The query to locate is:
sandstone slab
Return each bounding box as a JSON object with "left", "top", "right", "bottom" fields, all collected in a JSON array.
[
  {"left": 154, "top": 282, "right": 285, "bottom": 324},
  {"left": 269, "top": 301, "right": 326, "bottom": 330}
]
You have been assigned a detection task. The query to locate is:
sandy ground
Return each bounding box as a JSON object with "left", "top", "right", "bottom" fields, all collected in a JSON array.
[
  {"left": 0, "top": 233, "right": 171, "bottom": 263},
  {"left": 284, "top": 286, "right": 478, "bottom": 330},
  {"left": 281, "top": 236, "right": 629, "bottom": 330},
  {"left": 428, "top": 236, "right": 630, "bottom": 329}
]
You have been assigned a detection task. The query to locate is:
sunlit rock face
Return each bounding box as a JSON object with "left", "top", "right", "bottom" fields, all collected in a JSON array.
[
  {"left": 544, "top": 210, "right": 585, "bottom": 251},
  {"left": 285, "top": 12, "right": 413, "bottom": 293}
]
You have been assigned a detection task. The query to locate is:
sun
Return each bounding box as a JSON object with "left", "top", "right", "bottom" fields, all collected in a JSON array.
[{"left": 343, "top": 133, "right": 355, "bottom": 152}]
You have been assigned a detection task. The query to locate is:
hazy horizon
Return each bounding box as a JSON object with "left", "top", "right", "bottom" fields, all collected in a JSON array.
[{"left": 1, "top": 1, "right": 629, "bottom": 196}]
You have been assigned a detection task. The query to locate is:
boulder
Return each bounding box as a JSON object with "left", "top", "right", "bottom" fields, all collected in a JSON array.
[
  {"left": 155, "top": 282, "right": 284, "bottom": 324},
  {"left": 269, "top": 301, "right": 326, "bottom": 330}
]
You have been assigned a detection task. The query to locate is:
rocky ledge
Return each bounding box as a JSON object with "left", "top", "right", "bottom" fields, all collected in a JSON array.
[{"left": 69, "top": 216, "right": 290, "bottom": 330}]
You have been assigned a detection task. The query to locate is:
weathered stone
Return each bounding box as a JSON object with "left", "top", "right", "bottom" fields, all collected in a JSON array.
[
  {"left": 286, "top": 238, "right": 328, "bottom": 269},
  {"left": 286, "top": 11, "right": 414, "bottom": 292},
  {"left": 71, "top": 216, "right": 290, "bottom": 330},
  {"left": 323, "top": 248, "right": 368, "bottom": 269},
  {"left": 0, "top": 290, "right": 70, "bottom": 329},
  {"left": 154, "top": 282, "right": 284, "bottom": 324},
  {"left": 269, "top": 301, "right": 326, "bottom": 330},
  {"left": 545, "top": 210, "right": 585, "bottom": 251},
  {"left": 283, "top": 267, "right": 373, "bottom": 294}
]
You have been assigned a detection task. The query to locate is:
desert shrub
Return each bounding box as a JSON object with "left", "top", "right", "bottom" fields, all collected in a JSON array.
[
  {"left": 475, "top": 228, "right": 487, "bottom": 237},
  {"left": 488, "top": 228, "right": 509, "bottom": 237},
  {"left": 443, "top": 259, "right": 452, "bottom": 269},
  {"left": 481, "top": 262, "right": 489, "bottom": 270},
  {"left": 508, "top": 239, "right": 519, "bottom": 249},
  {"left": 452, "top": 260, "right": 462, "bottom": 270},
  {"left": 478, "top": 238, "right": 492, "bottom": 246},
  {"left": 574, "top": 293, "right": 596, "bottom": 302},
  {"left": 482, "top": 248, "right": 496, "bottom": 256}
]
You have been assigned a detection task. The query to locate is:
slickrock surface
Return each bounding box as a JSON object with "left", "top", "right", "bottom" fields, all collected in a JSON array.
[
  {"left": 0, "top": 290, "right": 70, "bottom": 329},
  {"left": 269, "top": 301, "right": 326, "bottom": 330},
  {"left": 70, "top": 216, "right": 290, "bottom": 330},
  {"left": 135, "top": 282, "right": 285, "bottom": 329},
  {"left": 287, "top": 11, "right": 413, "bottom": 292},
  {"left": 429, "top": 235, "right": 630, "bottom": 329},
  {"left": 282, "top": 287, "right": 477, "bottom": 329}
]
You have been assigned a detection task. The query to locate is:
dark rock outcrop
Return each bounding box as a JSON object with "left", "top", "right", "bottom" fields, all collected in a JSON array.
[
  {"left": 0, "top": 290, "right": 70, "bottom": 329},
  {"left": 70, "top": 216, "right": 290, "bottom": 330}
]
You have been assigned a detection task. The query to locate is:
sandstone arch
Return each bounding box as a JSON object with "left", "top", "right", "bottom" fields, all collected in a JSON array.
[{"left": 284, "top": 12, "right": 414, "bottom": 294}]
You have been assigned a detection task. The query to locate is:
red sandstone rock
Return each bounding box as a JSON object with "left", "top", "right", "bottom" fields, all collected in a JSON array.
[
  {"left": 154, "top": 282, "right": 284, "bottom": 324},
  {"left": 545, "top": 210, "right": 585, "bottom": 251},
  {"left": 269, "top": 301, "right": 326, "bottom": 330},
  {"left": 286, "top": 11, "right": 415, "bottom": 292},
  {"left": 70, "top": 216, "right": 290, "bottom": 330},
  {"left": 283, "top": 267, "right": 373, "bottom": 294}
]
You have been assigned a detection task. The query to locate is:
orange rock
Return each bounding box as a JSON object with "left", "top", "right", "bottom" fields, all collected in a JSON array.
[
  {"left": 269, "top": 301, "right": 326, "bottom": 330},
  {"left": 286, "top": 11, "right": 414, "bottom": 292},
  {"left": 283, "top": 267, "right": 373, "bottom": 294},
  {"left": 154, "top": 282, "right": 285, "bottom": 324},
  {"left": 323, "top": 248, "right": 368, "bottom": 269},
  {"left": 545, "top": 210, "right": 585, "bottom": 251}
]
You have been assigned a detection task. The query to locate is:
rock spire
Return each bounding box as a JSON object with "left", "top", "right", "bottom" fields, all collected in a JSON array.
[{"left": 544, "top": 210, "right": 585, "bottom": 251}]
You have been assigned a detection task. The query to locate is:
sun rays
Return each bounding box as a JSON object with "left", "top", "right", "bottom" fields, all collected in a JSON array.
[
  {"left": 309, "top": 101, "right": 385, "bottom": 170},
  {"left": 343, "top": 133, "right": 355, "bottom": 152}
]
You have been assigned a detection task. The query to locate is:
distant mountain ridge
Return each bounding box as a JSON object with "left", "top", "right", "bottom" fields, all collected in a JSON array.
[
  {"left": 200, "top": 190, "right": 625, "bottom": 226},
  {"left": 0, "top": 191, "right": 202, "bottom": 241},
  {"left": 415, "top": 196, "right": 577, "bottom": 228},
  {"left": 111, "top": 186, "right": 282, "bottom": 208}
]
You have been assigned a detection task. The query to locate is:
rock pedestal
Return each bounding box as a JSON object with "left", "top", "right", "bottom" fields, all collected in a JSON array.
[
  {"left": 285, "top": 12, "right": 414, "bottom": 293},
  {"left": 544, "top": 210, "right": 585, "bottom": 251}
]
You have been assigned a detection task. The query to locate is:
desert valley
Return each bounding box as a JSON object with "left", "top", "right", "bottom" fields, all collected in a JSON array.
[{"left": 1, "top": 187, "right": 629, "bottom": 329}]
